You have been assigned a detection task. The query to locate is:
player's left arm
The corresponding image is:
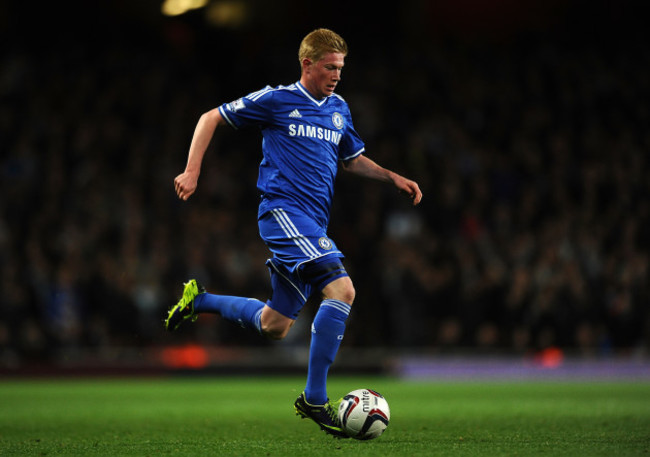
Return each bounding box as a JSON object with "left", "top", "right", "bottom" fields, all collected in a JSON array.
[{"left": 342, "top": 154, "right": 423, "bottom": 205}]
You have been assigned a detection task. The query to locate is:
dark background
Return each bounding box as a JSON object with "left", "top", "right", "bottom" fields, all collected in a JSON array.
[{"left": 1, "top": 0, "right": 648, "bottom": 365}]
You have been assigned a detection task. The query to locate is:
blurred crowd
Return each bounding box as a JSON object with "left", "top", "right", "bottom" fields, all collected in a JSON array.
[{"left": 1, "top": 9, "right": 648, "bottom": 364}]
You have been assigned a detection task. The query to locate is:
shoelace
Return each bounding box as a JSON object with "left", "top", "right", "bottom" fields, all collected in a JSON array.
[{"left": 325, "top": 403, "right": 340, "bottom": 425}]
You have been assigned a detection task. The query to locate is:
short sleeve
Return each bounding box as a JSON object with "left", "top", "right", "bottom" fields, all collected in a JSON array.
[{"left": 218, "top": 86, "right": 274, "bottom": 130}]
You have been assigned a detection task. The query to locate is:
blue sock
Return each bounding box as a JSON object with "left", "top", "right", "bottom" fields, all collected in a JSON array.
[
  {"left": 305, "top": 299, "right": 351, "bottom": 405},
  {"left": 194, "top": 293, "right": 264, "bottom": 333}
]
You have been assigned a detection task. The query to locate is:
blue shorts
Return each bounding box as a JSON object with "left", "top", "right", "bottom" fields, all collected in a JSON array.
[{"left": 258, "top": 207, "right": 348, "bottom": 319}]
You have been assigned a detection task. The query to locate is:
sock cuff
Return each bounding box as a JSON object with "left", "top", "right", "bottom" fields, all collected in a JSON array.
[
  {"left": 320, "top": 299, "right": 351, "bottom": 317},
  {"left": 253, "top": 308, "right": 263, "bottom": 334}
]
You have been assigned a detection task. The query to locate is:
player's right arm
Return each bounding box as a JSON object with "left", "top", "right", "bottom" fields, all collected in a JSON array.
[{"left": 174, "top": 107, "right": 225, "bottom": 201}]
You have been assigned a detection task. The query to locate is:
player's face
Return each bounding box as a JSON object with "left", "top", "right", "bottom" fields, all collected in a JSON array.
[{"left": 302, "top": 52, "right": 345, "bottom": 99}]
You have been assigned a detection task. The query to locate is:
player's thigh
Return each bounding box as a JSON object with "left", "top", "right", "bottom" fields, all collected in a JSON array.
[{"left": 321, "top": 276, "right": 355, "bottom": 304}]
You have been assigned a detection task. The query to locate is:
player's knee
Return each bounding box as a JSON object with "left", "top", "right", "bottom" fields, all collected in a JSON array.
[
  {"left": 261, "top": 322, "right": 290, "bottom": 340},
  {"left": 322, "top": 277, "right": 356, "bottom": 305},
  {"left": 339, "top": 282, "right": 356, "bottom": 304},
  {"left": 259, "top": 305, "right": 295, "bottom": 340},
  {"left": 260, "top": 317, "right": 293, "bottom": 340}
]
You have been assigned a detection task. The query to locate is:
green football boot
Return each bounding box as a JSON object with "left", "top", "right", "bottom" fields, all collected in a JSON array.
[
  {"left": 165, "top": 280, "right": 205, "bottom": 331},
  {"left": 294, "top": 392, "right": 348, "bottom": 438}
]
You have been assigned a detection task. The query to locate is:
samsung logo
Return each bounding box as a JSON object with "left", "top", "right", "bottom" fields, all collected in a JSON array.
[{"left": 288, "top": 124, "right": 342, "bottom": 145}]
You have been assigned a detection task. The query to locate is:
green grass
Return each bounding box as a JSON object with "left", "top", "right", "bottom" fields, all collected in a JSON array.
[{"left": 0, "top": 376, "right": 649, "bottom": 456}]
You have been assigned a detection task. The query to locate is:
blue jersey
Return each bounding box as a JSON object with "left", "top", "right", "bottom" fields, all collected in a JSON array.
[{"left": 218, "top": 81, "right": 365, "bottom": 228}]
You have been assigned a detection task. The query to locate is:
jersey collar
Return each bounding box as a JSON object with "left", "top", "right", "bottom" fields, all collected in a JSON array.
[{"left": 296, "top": 81, "right": 330, "bottom": 107}]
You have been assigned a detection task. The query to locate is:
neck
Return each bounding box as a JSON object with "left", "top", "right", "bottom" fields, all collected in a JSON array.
[{"left": 299, "top": 78, "right": 324, "bottom": 100}]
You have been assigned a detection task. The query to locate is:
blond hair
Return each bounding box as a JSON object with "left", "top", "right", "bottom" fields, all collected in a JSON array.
[{"left": 298, "top": 28, "right": 348, "bottom": 64}]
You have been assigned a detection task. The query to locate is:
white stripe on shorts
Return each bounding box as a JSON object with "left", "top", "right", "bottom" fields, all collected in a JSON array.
[{"left": 270, "top": 209, "right": 321, "bottom": 258}]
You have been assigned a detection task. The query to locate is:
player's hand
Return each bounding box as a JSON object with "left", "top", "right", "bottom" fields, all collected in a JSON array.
[
  {"left": 394, "top": 176, "right": 423, "bottom": 206},
  {"left": 174, "top": 171, "right": 198, "bottom": 201}
]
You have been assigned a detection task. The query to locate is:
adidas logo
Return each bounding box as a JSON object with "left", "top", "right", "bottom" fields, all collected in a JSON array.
[{"left": 289, "top": 109, "right": 302, "bottom": 118}]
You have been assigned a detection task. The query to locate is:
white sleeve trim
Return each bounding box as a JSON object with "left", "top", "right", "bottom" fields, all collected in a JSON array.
[
  {"left": 340, "top": 147, "right": 365, "bottom": 161},
  {"left": 218, "top": 105, "right": 238, "bottom": 130}
]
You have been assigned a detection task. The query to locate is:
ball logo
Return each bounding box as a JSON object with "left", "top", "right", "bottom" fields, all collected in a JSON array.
[
  {"left": 318, "top": 237, "right": 333, "bottom": 250},
  {"left": 332, "top": 112, "right": 344, "bottom": 129}
]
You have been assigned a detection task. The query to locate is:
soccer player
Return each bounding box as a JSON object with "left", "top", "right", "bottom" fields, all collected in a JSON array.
[{"left": 166, "top": 28, "right": 422, "bottom": 437}]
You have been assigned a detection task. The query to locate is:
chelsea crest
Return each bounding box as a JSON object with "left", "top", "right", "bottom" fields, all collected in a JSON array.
[
  {"left": 332, "top": 112, "right": 344, "bottom": 129},
  {"left": 318, "top": 237, "right": 333, "bottom": 250}
]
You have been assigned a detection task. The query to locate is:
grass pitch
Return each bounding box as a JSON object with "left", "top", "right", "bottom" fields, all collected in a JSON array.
[{"left": 0, "top": 376, "right": 648, "bottom": 456}]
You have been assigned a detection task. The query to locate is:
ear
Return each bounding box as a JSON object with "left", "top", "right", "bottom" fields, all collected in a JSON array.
[{"left": 301, "top": 58, "right": 313, "bottom": 74}]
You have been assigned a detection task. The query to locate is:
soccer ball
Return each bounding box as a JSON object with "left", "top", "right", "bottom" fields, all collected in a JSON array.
[{"left": 338, "top": 389, "right": 390, "bottom": 440}]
